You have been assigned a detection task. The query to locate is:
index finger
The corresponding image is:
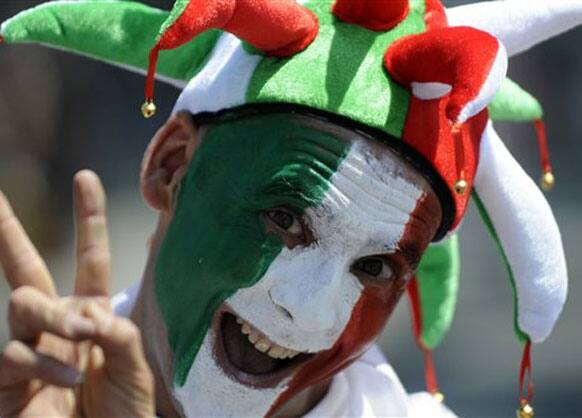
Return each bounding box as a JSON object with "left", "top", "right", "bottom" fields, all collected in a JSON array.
[
  {"left": 0, "top": 190, "right": 58, "bottom": 298},
  {"left": 73, "top": 170, "right": 111, "bottom": 298}
]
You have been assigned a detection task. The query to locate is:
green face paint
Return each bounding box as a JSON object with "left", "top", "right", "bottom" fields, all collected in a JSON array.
[{"left": 154, "top": 113, "right": 351, "bottom": 385}]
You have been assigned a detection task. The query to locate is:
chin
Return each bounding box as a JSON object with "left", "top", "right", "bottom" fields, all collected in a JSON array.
[{"left": 168, "top": 252, "right": 397, "bottom": 417}]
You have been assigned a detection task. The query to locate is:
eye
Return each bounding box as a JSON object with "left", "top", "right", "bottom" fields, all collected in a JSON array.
[
  {"left": 352, "top": 257, "right": 395, "bottom": 283},
  {"left": 265, "top": 208, "right": 303, "bottom": 235}
]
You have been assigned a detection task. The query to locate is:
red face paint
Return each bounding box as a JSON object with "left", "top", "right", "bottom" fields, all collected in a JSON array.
[{"left": 267, "top": 190, "right": 442, "bottom": 416}]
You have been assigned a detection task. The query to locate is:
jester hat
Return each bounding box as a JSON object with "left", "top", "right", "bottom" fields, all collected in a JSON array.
[{"left": 2, "top": 0, "right": 575, "bottom": 411}]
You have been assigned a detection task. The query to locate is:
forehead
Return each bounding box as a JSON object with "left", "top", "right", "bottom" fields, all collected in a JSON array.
[
  {"left": 198, "top": 113, "right": 431, "bottom": 204},
  {"left": 307, "top": 138, "right": 431, "bottom": 253}
]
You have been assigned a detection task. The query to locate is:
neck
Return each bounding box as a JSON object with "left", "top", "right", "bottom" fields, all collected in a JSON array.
[
  {"left": 131, "top": 274, "right": 183, "bottom": 417},
  {"left": 271, "top": 378, "right": 332, "bottom": 418}
]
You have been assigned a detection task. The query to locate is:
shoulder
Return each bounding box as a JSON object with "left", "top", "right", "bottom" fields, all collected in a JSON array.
[
  {"left": 305, "top": 345, "right": 457, "bottom": 418},
  {"left": 112, "top": 282, "right": 142, "bottom": 317}
]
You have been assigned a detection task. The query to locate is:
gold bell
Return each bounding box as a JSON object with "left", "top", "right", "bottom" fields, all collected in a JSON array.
[
  {"left": 141, "top": 100, "right": 157, "bottom": 119},
  {"left": 454, "top": 179, "right": 468, "bottom": 196},
  {"left": 432, "top": 391, "right": 445, "bottom": 404},
  {"left": 540, "top": 171, "right": 555, "bottom": 191},
  {"left": 517, "top": 401, "right": 534, "bottom": 418}
]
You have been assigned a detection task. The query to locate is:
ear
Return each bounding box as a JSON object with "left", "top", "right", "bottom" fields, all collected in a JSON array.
[{"left": 141, "top": 111, "right": 201, "bottom": 213}]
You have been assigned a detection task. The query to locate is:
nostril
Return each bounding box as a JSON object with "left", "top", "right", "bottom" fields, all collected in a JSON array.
[
  {"left": 276, "top": 304, "right": 294, "bottom": 320},
  {"left": 268, "top": 289, "right": 294, "bottom": 320}
]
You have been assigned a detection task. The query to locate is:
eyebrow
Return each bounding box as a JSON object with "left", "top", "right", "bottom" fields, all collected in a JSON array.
[
  {"left": 252, "top": 177, "right": 322, "bottom": 211},
  {"left": 395, "top": 243, "right": 423, "bottom": 269}
]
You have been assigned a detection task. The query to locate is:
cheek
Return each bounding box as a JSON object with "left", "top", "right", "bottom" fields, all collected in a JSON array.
[
  {"left": 155, "top": 200, "right": 283, "bottom": 385},
  {"left": 267, "top": 283, "right": 404, "bottom": 416}
]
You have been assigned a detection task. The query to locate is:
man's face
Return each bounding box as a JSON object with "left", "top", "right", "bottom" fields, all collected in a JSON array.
[{"left": 153, "top": 113, "right": 442, "bottom": 416}]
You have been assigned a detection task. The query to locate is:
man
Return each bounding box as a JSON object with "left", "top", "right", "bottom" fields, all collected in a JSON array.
[{"left": 0, "top": 0, "right": 579, "bottom": 416}]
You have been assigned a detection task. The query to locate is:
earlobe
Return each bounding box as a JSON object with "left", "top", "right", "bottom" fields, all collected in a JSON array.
[{"left": 141, "top": 112, "right": 200, "bottom": 213}]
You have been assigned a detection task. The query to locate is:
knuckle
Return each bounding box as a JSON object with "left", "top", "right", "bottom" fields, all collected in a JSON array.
[
  {"left": 2, "top": 341, "right": 29, "bottom": 365},
  {"left": 84, "top": 300, "right": 103, "bottom": 316},
  {"left": 8, "top": 287, "right": 36, "bottom": 318},
  {"left": 116, "top": 318, "right": 141, "bottom": 344}
]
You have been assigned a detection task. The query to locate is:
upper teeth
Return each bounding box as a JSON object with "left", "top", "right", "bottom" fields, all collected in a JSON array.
[{"left": 236, "top": 316, "right": 300, "bottom": 360}]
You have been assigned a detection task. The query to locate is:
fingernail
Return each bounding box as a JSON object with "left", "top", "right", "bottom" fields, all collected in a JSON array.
[
  {"left": 74, "top": 170, "right": 102, "bottom": 214},
  {"left": 62, "top": 367, "right": 84, "bottom": 385},
  {"left": 64, "top": 313, "right": 96, "bottom": 337}
]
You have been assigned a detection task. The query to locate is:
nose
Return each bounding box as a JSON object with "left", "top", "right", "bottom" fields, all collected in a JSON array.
[{"left": 268, "top": 260, "right": 343, "bottom": 333}]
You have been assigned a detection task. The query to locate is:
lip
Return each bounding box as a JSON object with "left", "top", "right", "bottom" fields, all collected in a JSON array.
[{"left": 212, "top": 304, "right": 314, "bottom": 389}]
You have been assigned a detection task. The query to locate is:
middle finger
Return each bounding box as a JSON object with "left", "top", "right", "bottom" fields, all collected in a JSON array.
[{"left": 73, "top": 171, "right": 111, "bottom": 298}]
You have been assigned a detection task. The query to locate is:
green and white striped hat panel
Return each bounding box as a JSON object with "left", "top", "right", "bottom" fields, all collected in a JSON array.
[
  {"left": 0, "top": 0, "right": 221, "bottom": 88},
  {"left": 172, "top": 0, "right": 430, "bottom": 138}
]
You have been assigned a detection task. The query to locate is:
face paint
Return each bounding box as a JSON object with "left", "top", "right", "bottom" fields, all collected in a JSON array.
[
  {"left": 226, "top": 140, "right": 432, "bottom": 416},
  {"left": 227, "top": 139, "right": 426, "bottom": 353},
  {"left": 157, "top": 114, "right": 440, "bottom": 417},
  {"left": 155, "top": 113, "right": 351, "bottom": 386},
  {"left": 269, "top": 191, "right": 440, "bottom": 416}
]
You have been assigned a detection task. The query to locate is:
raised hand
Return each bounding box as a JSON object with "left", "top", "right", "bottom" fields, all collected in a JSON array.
[{"left": 0, "top": 170, "right": 154, "bottom": 417}]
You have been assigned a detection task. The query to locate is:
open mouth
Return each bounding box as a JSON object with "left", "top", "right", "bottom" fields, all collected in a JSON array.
[{"left": 213, "top": 308, "right": 313, "bottom": 388}]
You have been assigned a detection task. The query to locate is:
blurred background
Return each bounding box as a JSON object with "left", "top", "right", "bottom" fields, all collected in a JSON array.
[{"left": 0, "top": 1, "right": 580, "bottom": 416}]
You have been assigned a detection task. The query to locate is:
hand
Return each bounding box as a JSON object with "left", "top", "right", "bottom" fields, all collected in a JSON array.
[{"left": 0, "top": 171, "right": 155, "bottom": 417}]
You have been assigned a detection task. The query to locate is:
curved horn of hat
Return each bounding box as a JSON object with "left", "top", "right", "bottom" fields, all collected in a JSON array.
[
  {"left": 472, "top": 123, "right": 567, "bottom": 343},
  {"left": 0, "top": 0, "right": 219, "bottom": 87},
  {"left": 332, "top": 0, "right": 409, "bottom": 31},
  {"left": 143, "top": 0, "right": 319, "bottom": 116},
  {"left": 384, "top": 26, "right": 507, "bottom": 230},
  {"left": 412, "top": 235, "right": 460, "bottom": 350},
  {"left": 385, "top": 26, "right": 507, "bottom": 124},
  {"left": 155, "top": 0, "right": 318, "bottom": 55},
  {"left": 446, "top": 0, "right": 582, "bottom": 57}
]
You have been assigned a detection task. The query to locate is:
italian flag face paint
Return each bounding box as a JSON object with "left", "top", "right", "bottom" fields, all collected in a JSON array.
[
  {"left": 155, "top": 113, "right": 352, "bottom": 385},
  {"left": 155, "top": 112, "right": 436, "bottom": 416}
]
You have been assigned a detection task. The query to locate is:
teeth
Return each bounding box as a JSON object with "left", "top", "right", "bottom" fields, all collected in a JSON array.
[
  {"left": 248, "top": 331, "right": 260, "bottom": 344},
  {"left": 234, "top": 315, "right": 303, "bottom": 360},
  {"left": 255, "top": 338, "right": 271, "bottom": 353},
  {"left": 285, "top": 349, "right": 300, "bottom": 359},
  {"left": 268, "top": 346, "right": 285, "bottom": 359}
]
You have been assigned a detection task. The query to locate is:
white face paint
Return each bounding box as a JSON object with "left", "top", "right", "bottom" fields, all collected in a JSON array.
[{"left": 175, "top": 137, "right": 430, "bottom": 417}]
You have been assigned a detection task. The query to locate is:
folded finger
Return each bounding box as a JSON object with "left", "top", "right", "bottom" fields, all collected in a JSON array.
[
  {"left": 9, "top": 286, "right": 97, "bottom": 343},
  {"left": 0, "top": 190, "right": 57, "bottom": 298},
  {"left": 83, "top": 303, "right": 150, "bottom": 371},
  {"left": 73, "top": 170, "right": 111, "bottom": 298},
  {"left": 0, "top": 341, "right": 83, "bottom": 388}
]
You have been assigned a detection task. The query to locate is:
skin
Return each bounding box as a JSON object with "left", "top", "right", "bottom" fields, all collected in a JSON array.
[{"left": 0, "top": 111, "right": 442, "bottom": 417}]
